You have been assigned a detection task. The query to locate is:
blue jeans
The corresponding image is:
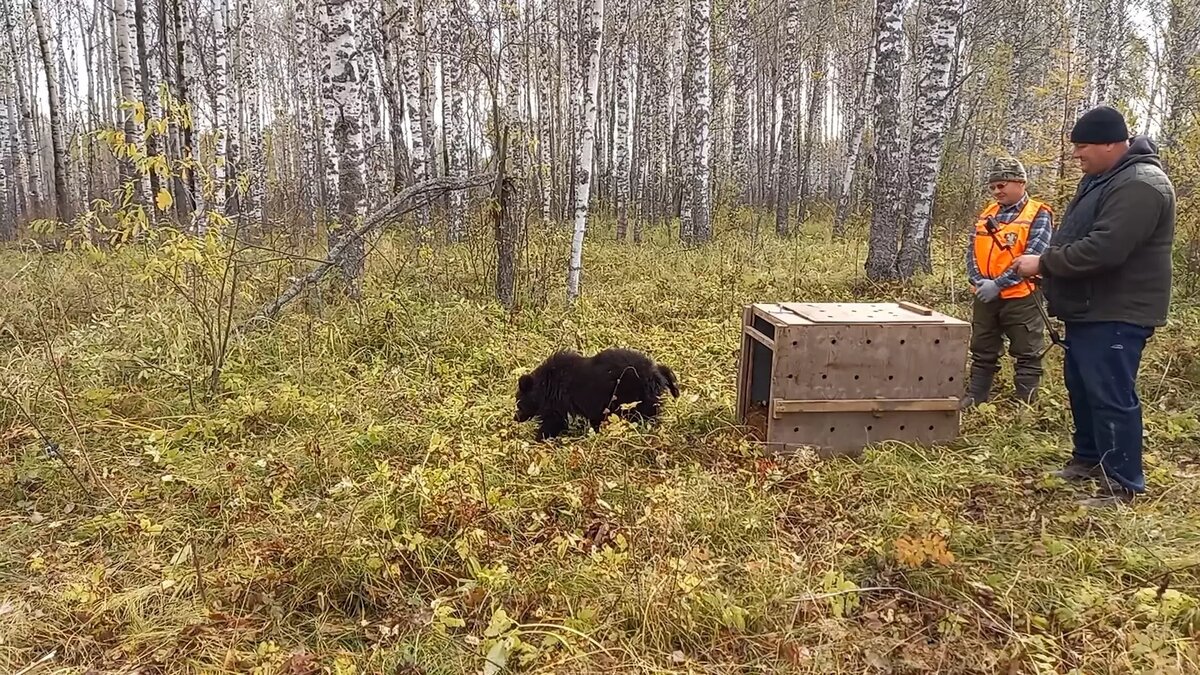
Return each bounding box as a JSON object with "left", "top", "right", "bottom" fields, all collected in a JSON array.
[{"left": 1063, "top": 321, "right": 1154, "bottom": 493}]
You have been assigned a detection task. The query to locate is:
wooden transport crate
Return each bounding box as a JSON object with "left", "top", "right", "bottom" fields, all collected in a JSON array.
[{"left": 736, "top": 301, "right": 971, "bottom": 456}]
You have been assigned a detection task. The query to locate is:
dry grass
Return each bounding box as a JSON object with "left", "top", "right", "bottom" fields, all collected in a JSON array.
[{"left": 1, "top": 215, "right": 1199, "bottom": 674}]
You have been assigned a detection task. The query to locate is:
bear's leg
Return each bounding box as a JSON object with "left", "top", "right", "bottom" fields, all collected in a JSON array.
[{"left": 536, "top": 414, "right": 568, "bottom": 440}]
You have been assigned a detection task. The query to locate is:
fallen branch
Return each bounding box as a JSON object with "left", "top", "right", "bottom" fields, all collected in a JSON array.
[{"left": 240, "top": 173, "right": 495, "bottom": 331}]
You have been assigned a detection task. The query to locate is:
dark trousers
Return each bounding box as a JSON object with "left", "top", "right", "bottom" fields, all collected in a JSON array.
[
  {"left": 969, "top": 292, "right": 1046, "bottom": 391},
  {"left": 1063, "top": 321, "right": 1154, "bottom": 493}
]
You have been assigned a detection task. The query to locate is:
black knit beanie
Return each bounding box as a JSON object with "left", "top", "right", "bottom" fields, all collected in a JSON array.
[{"left": 1070, "top": 105, "right": 1130, "bottom": 144}]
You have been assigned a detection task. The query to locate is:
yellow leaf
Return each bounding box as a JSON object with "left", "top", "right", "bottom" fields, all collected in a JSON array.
[{"left": 155, "top": 189, "right": 173, "bottom": 211}]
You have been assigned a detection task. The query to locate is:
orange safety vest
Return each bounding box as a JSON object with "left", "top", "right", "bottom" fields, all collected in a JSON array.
[{"left": 972, "top": 197, "right": 1051, "bottom": 300}]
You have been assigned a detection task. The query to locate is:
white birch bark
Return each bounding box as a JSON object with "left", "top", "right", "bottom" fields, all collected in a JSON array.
[
  {"left": 323, "top": 0, "right": 367, "bottom": 296},
  {"left": 897, "top": 0, "right": 961, "bottom": 277},
  {"left": 30, "top": 0, "right": 70, "bottom": 223},
  {"left": 0, "top": 68, "right": 11, "bottom": 238},
  {"left": 536, "top": 5, "right": 555, "bottom": 225},
  {"left": 613, "top": 0, "right": 632, "bottom": 240},
  {"left": 774, "top": 0, "right": 800, "bottom": 236},
  {"left": 237, "top": 0, "right": 264, "bottom": 225},
  {"left": 798, "top": 44, "right": 826, "bottom": 223},
  {"left": 397, "top": 0, "right": 427, "bottom": 192},
  {"left": 1162, "top": 0, "right": 1200, "bottom": 145},
  {"left": 566, "top": 0, "right": 604, "bottom": 303},
  {"left": 688, "top": 0, "right": 712, "bottom": 242},
  {"left": 833, "top": 46, "right": 874, "bottom": 237},
  {"left": 1092, "top": 0, "right": 1125, "bottom": 105},
  {"left": 668, "top": 0, "right": 687, "bottom": 233},
  {"left": 133, "top": 0, "right": 162, "bottom": 213},
  {"left": 864, "top": 0, "right": 906, "bottom": 281},
  {"left": 356, "top": 0, "right": 383, "bottom": 209},
  {"left": 1, "top": 5, "right": 38, "bottom": 217},
  {"left": 215, "top": 0, "right": 231, "bottom": 216},
  {"left": 114, "top": 0, "right": 149, "bottom": 205},
  {"left": 442, "top": 0, "right": 469, "bottom": 241},
  {"left": 730, "top": 0, "right": 751, "bottom": 200}
]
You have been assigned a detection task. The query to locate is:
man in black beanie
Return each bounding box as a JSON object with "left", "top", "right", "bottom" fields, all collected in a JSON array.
[{"left": 1012, "top": 105, "right": 1176, "bottom": 507}]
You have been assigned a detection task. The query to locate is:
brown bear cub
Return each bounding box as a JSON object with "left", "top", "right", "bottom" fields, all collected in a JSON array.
[{"left": 514, "top": 348, "right": 680, "bottom": 440}]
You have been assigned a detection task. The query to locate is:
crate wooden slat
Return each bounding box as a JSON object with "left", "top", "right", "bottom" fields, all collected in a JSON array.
[{"left": 736, "top": 301, "right": 971, "bottom": 457}]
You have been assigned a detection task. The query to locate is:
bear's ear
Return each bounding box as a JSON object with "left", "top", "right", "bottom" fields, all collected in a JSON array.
[{"left": 518, "top": 373, "right": 533, "bottom": 392}]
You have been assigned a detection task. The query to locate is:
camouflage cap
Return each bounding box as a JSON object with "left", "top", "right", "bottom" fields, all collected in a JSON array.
[{"left": 985, "top": 157, "right": 1027, "bottom": 184}]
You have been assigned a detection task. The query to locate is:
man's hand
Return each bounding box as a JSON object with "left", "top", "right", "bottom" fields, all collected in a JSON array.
[
  {"left": 1012, "top": 254, "right": 1041, "bottom": 278},
  {"left": 975, "top": 279, "right": 1000, "bottom": 302}
]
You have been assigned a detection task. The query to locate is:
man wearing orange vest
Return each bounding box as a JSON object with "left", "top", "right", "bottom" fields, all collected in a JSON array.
[{"left": 963, "top": 157, "right": 1054, "bottom": 407}]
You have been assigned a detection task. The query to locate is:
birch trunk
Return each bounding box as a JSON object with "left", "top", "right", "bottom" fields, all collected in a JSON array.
[
  {"left": 296, "top": 0, "right": 320, "bottom": 229},
  {"left": 613, "top": 0, "right": 632, "bottom": 240},
  {"left": 688, "top": 0, "right": 712, "bottom": 242},
  {"left": 324, "top": 0, "right": 367, "bottom": 297},
  {"left": 1162, "top": 0, "right": 1200, "bottom": 145},
  {"left": 172, "top": 0, "right": 196, "bottom": 219},
  {"left": 798, "top": 44, "right": 826, "bottom": 223},
  {"left": 443, "top": 0, "right": 469, "bottom": 241},
  {"left": 211, "top": 0, "right": 231, "bottom": 225},
  {"left": 114, "top": 0, "right": 150, "bottom": 205},
  {"left": 774, "top": 0, "right": 800, "bottom": 236},
  {"left": 668, "top": 0, "right": 687, "bottom": 233},
  {"left": 896, "top": 0, "right": 961, "bottom": 278},
  {"left": 0, "top": 70, "right": 11, "bottom": 238},
  {"left": 30, "top": 0, "right": 70, "bottom": 223},
  {"left": 134, "top": 0, "right": 162, "bottom": 210},
  {"left": 397, "top": 0, "right": 429, "bottom": 230},
  {"left": 5, "top": 2, "right": 41, "bottom": 214},
  {"left": 566, "top": 0, "right": 604, "bottom": 303},
  {"left": 238, "top": 0, "right": 264, "bottom": 225},
  {"left": 835, "top": 47, "right": 877, "bottom": 238},
  {"left": 730, "top": 0, "right": 751, "bottom": 200},
  {"left": 864, "top": 0, "right": 906, "bottom": 281}
]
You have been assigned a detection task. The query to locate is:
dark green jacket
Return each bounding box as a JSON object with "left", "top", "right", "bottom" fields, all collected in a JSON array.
[{"left": 1040, "top": 135, "right": 1176, "bottom": 327}]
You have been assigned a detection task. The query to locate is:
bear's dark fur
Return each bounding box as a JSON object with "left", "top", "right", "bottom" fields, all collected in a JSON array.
[{"left": 515, "top": 348, "right": 680, "bottom": 440}]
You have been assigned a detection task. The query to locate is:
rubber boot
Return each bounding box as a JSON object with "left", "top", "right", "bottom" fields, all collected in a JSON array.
[
  {"left": 961, "top": 368, "right": 995, "bottom": 409},
  {"left": 1015, "top": 374, "right": 1040, "bottom": 404}
]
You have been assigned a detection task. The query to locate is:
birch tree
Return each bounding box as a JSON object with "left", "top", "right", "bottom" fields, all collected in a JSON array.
[
  {"left": 237, "top": 0, "right": 264, "bottom": 225},
  {"left": 114, "top": 0, "right": 149, "bottom": 205},
  {"left": 687, "top": 0, "right": 713, "bottom": 242},
  {"left": 30, "top": 0, "right": 70, "bottom": 223},
  {"left": 323, "top": 0, "right": 367, "bottom": 297},
  {"left": 833, "top": 47, "right": 874, "bottom": 238},
  {"left": 613, "top": 0, "right": 633, "bottom": 240},
  {"left": 443, "top": 0, "right": 469, "bottom": 241},
  {"left": 798, "top": 40, "right": 827, "bottom": 222},
  {"left": 896, "top": 0, "right": 961, "bottom": 278},
  {"left": 1162, "top": 0, "right": 1200, "bottom": 146},
  {"left": 774, "top": 0, "right": 800, "bottom": 236},
  {"left": 133, "top": 0, "right": 162, "bottom": 209},
  {"left": 0, "top": 65, "right": 11, "bottom": 239},
  {"left": 200, "top": 0, "right": 231, "bottom": 230},
  {"left": 397, "top": 0, "right": 428, "bottom": 230},
  {"left": 864, "top": 0, "right": 907, "bottom": 281},
  {"left": 1, "top": 4, "right": 40, "bottom": 218},
  {"left": 566, "top": 0, "right": 605, "bottom": 303},
  {"left": 729, "top": 0, "right": 751, "bottom": 199}
]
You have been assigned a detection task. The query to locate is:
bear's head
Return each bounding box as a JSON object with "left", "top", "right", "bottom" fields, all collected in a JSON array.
[{"left": 514, "top": 372, "right": 540, "bottom": 422}]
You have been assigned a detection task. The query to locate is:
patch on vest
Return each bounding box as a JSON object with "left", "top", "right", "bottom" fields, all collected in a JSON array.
[{"left": 1004, "top": 232, "right": 1018, "bottom": 247}]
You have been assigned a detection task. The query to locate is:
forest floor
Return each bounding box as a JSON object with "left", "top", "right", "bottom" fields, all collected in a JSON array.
[{"left": 2, "top": 217, "right": 1200, "bottom": 674}]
